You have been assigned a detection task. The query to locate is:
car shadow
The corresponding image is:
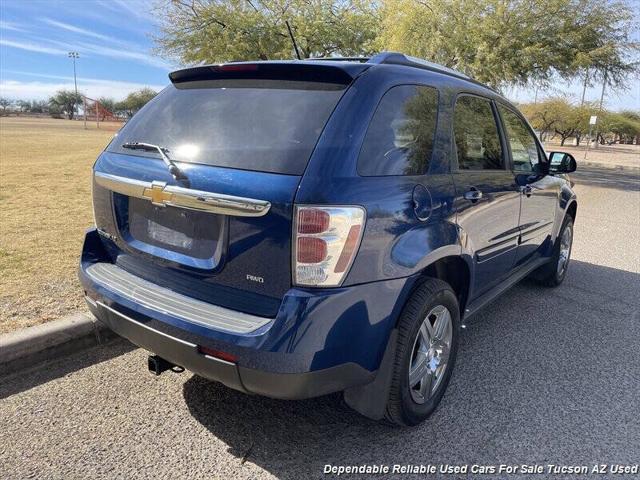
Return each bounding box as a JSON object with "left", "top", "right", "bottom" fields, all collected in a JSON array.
[
  {"left": 0, "top": 338, "right": 135, "bottom": 399},
  {"left": 571, "top": 166, "right": 639, "bottom": 191},
  {"left": 182, "top": 259, "right": 640, "bottom": 478}
]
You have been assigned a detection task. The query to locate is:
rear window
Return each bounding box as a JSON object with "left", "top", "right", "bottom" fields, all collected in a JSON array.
[{"left": 108, "top": 80, "right": 346, "bottom": 175}]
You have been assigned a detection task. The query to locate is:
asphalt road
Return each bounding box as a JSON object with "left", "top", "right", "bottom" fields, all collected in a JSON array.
[{"left": 1, "top": 166, "right": 639, "bottom": 480}]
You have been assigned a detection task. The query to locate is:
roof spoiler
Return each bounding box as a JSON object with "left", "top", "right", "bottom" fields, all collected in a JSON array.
[{"left": 169, "top": 62, "right": 367, "bottom": 85}]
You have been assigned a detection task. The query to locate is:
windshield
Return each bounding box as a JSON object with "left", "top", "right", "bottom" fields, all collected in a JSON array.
[{"left": 108, "top": 80, "right": 346, "bottom": 175}]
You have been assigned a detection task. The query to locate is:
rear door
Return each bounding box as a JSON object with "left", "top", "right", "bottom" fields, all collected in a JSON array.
[
  {"left": 497, "top": 104, "right": 557, "bottom": 266},
  {"left": 451, "top": 95, "right": 521, "bottom": 299},
  {"left": 91, "top": 63, "right": 363, "bottom": 317}
]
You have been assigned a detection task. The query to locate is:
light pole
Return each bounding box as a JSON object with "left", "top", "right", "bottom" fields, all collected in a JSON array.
[{"left": 68, "top": 51, "right": 79, "bottom": 116}]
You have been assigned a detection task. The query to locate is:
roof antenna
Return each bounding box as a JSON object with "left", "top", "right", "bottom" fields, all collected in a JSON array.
[{"left": 285, "top": 20, "right": 302, "bottom": 60}]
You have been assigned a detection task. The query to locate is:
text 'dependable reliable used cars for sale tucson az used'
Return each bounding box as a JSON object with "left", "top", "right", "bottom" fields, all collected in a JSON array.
[{"left": 79, "top": 52, "right": 578, "bottom": 426}]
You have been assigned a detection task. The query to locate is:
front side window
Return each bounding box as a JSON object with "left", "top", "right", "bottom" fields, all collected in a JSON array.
[
  {"left": 358, "top": 85, "right": 438, "bottom": 176},
  {"left": 498, "top": 105, "right": 543, "bottom": 173},
  {"left": 453, "top": 95, "right": 504, "bottom": 170}
]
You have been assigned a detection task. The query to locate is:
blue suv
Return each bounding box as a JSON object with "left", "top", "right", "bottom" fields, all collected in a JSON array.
[{"left": 79, "top": 52, "right": 577, "bottom": 426}]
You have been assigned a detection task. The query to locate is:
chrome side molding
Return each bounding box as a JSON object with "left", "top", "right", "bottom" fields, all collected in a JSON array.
[{"left": 94, "top": 171, "right": 271, "bottom": 217}]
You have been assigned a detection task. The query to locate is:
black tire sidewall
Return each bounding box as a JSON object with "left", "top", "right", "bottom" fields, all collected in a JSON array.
[
  {"left": 552, "top": 216, "right": 574, "bottom": 285},
  {"left": 396, "top": 284, "right": 460, "bottom": 426}
]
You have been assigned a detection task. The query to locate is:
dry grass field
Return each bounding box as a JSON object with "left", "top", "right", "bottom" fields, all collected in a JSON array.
[
  {"left": 0, "top": 117, "right": 120, "bottom": 333},
  {"left": 0, "top": 117, "right": 638, "bottom": 335}
]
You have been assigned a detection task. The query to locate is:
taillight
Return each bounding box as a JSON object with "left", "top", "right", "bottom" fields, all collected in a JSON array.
[
  {"left": 297, "top": 237, "right": 328, "bottom": 263},
  {"left": 293, "top": 206, "right": 366, "bottom": 287},
  {"left": 297, "top": 209, "right": 330, "bottom": 234}
]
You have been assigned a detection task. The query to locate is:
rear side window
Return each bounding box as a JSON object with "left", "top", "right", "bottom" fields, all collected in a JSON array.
[
  {"left": 498, "top": 105, "right": 543, "bottom": 173},
  {"left": 453, "top": 95, "right": 504, "bottom": 170},
  {"left": 108, "top": 80, "right": 346, "bottom": 175},
  {"left": 358, "top": 85, "right": 438, "bottom": 176}
]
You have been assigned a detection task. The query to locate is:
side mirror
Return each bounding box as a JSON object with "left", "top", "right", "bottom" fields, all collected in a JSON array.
[{"left": 549, "top": 152, "right": 577, "bottom": 173}]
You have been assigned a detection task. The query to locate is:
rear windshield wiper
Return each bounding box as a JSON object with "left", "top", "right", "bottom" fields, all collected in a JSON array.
[{"left": 121, "top": 142, "right": 189, "bottom": 183}]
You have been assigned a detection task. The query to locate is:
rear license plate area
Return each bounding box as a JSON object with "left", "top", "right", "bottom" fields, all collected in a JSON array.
[{"left": 114, "top": 194, "right": 225, "bottom": 268}]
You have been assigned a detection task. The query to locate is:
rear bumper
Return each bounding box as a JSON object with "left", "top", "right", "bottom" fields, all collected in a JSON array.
[
  {"left": 89, "top": 299, "right": 372, "bottom": 399},
  {"left": 79, "top": 228, "right": 416, "bottom": 399}
]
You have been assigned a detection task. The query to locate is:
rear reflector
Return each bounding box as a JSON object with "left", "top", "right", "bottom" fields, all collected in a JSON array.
[
  {"left": 197, "top": 345, "right": 238, "bottom": 363},
  {"left": 334, "top": 225, "right": 362, "bottom": 273}
]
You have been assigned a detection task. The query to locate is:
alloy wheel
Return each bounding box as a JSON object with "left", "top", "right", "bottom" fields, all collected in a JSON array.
[{"left": 408, "top": 305, "right": 453, "bottom": 404}]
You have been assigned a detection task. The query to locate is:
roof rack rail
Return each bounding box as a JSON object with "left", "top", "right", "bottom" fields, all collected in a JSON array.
[
  {"left": 308, "top": 57, "right": 370, "bottom": 63},
  {"left": 368, "top": 52, "right": 470, "bottom": 79},
  {"left": 301, "top": 52, "right": 496, "bottom": 92},
  {"left": 367, "top": 51, "right": 500, "bottom": 93}
]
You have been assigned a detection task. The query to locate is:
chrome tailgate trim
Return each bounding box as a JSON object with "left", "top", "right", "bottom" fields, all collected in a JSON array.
[
  {"left": 86, "top": 262, "right": 271, "bottom": 334},
  {"left": 94, "top": 171, "right": 271, "bottom": 217}
]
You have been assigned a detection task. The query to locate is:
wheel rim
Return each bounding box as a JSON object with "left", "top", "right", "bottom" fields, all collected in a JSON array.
[
  {"left": 557, "top": 224, "right": 573, "bottom": 276},
  {"left": 408, "top": 305, "right": 453, "bottom": 404}
]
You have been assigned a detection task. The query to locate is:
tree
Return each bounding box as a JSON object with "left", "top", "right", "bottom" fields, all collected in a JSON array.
[
  {"left": 115, "top": 88, "right": 158, "bottom": 117},
  {"left": 13, "top": 99, "right": 48, "bottom": 114},
  {"left": 570, "top": 0, "right": 639, "bottom": 103},
  {"left": 572, "top": 104, "right": 602, "bottom": 146},
  {"left": 376, "top": 0, "right": 639, "bottom": 89},
  {"left": 520, "top": 99, "right": 567, "bottom": 141},
  {"left": 154, "top": 0, "right": 379, "bottom": 63},
  {"left": 0, "top": 97, "right": 12, "bottom": 115},
  {"left": 48, "top": 90, "right": 83, "bottom": 119},
  {"left": 16, "top": 100, "right": 32, "bottom": 112},
  {"left": 618, "top": 111, "right": 640, "bottom": 144},
  {"left": 31, "top": 100, "right": 49, "bottom": 114},
  {"left": 521, "top": 99, "right": 639, "bottom": 146},
  {"left": 553, "top": 103, "right": 591, "bottom": 146},
  {"left": 521, "top": 98, "right": 597, "bottom": 145},
  {"left": 599, "top": 111, "right": 640, "bottom": 144}
]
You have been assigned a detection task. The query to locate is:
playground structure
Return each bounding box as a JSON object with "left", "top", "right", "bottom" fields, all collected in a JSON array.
[{"left": 82, "top": 95, "right": 122, "bottom": 129}]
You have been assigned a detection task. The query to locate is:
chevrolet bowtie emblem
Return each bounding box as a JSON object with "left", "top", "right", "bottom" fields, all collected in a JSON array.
[{"left": 142, "top": 181, "right": 172, "bottom": 206}]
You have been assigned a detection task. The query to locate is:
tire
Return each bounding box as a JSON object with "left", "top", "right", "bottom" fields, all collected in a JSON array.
[
  {"left": 384, "top": 278, "right": 460, "bottom": 427},
  {"left": 534, "top": 216, "right": 574, "bottom": 287}
]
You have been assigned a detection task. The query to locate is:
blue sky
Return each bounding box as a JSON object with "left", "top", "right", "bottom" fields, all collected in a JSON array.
[
  {"left": 0, "top": 0, "right": 170, "bottom": 101},
  {"left": 0, "top": 0, "right": 638, "bottom": 109}
]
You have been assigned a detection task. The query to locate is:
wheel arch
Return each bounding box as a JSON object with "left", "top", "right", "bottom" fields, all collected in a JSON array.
[{"left": 412, "top": 255, "right": 471, "bottom": 319}]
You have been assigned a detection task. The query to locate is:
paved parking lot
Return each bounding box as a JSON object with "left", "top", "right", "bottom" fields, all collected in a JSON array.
[{"left": 1, "top": 166, "right": 639, "bottom": 479}]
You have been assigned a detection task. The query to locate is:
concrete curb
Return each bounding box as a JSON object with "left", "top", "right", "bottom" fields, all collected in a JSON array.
[{"left": 0, "top": 312, "right": 117, "bottom": 377}]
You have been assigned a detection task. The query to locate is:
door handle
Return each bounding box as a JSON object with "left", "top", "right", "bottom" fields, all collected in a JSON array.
[
  {"left": 464, "top": 187, "right": 483, "bottom": 203},
  {"left": 520, "top": 185, "right": 533, "bottom": 197}
]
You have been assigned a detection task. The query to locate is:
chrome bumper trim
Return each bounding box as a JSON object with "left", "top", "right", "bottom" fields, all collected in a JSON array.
[
  {"left": 94, "top": 171, "right": 271, "bottom": 217},
  {"left": 86, "top": 262, "right": 271, "bottom": 334}
]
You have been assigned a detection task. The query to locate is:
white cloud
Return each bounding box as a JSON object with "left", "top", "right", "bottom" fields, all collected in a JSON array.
[
  {"left": 103, "top": 0, "right": 158, "bottom": 23},
  {"left": 1, "top": 35, "right": 174, "bottom": 70},
  {"left": 0, "top": 77, "right": 166, "bottom": 101},
  {"left": 0, "top": 39, "right": 68, "bottom": 55},
  {"left": 39, "top": 18, "right": 114, "bottom": 43},
  {"left": 73, "top": 41, "right": 173, "bottom": 70},
  {"left": 0, "top": 20, "right": 28, "bottom": 32}
]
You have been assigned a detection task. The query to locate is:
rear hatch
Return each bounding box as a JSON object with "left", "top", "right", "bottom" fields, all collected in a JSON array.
[{"left": 92, "top": 62, "right": 367, "bottom": 317}]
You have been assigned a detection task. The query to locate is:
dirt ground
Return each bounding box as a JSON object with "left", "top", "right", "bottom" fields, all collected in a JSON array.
[
  {"left": 0, "top": 117, "right": 638, "bottom": 334},
  {"left": 543, "top": 141, "right": 639, "bottom": 170}
]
